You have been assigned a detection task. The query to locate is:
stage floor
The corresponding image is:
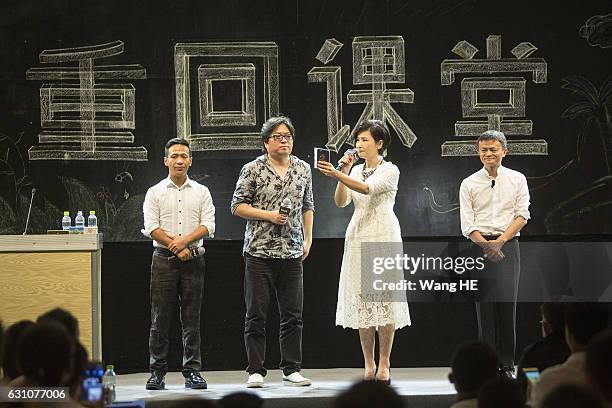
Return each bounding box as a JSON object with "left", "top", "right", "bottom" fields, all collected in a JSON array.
[{"left": 115, "top": 367, "right": 456, "bottom": 406}]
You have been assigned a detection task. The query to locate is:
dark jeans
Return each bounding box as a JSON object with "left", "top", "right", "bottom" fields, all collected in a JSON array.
[
  {"left": 149, "top": 247, "right": 205, "bottom": 375},
  {"left": 472, "top": 239, "right": 520, "bottom": 366},
  {"left": 244, "top": 254, "right": 304, "bottom": 377}
]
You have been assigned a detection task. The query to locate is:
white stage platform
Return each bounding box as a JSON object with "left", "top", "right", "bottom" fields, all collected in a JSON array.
[{"left": 114, "top": 367, "right": 456, "bottom": 407}]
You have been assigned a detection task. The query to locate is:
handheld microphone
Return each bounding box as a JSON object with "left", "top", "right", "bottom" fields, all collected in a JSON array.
[
  {"left": 277, "top": 198, "right": 292, "bottom": 236},
  {"left": 491, "top": 179, "right": 495, "bottom": 188},
  {"left": 279, "top": 197, "right": 292, "bottom": 216},
  {"left": 23, "top": 187, "right": 36, "bottom": 235},
  {"left": 336, "top": 148, "right": 358, "bottom": 170},
  {"left": 189, "top": 246, "right": 206, "bottom": 258}
]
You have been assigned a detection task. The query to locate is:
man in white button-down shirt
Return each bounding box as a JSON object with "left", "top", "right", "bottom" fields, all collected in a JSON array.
[
  {"left": 459, "top": 130, "right": 530, "bottom": 372},
  {"left": 142, "top": 138, "right": 215, "bottom": 390}
]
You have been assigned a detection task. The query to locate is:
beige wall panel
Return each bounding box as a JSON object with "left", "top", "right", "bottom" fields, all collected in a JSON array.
[{"left": 0, "top": 251, "right": 94, "bottom": 358}]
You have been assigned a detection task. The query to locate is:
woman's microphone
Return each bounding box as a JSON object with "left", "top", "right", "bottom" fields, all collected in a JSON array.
[{"left": 336, "top": 148, "right": 358, "bottom": 170}]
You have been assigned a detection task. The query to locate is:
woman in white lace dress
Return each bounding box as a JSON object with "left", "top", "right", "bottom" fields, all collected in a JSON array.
[{"left": 317, "top": 120, "right": 410, "bottom": 383}]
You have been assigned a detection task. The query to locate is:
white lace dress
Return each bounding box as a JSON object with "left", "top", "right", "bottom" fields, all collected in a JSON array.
[{"left": 335, "top": 161, "right": 411, "bottom": 329}]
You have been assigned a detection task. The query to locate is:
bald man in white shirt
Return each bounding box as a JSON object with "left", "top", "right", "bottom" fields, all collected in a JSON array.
[
  {"left": 142, "top": 138, "right": 215, "bottom": 390},
  {"left": 459, "top": 130, "right": 530, "bottom": 372}
]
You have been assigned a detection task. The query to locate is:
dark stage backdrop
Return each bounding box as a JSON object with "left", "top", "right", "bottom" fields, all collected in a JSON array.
[
  {"left": 1, "top": 0, "right": 611, "bottom": 239},
  {"left": 102, "top": 239, "right": 545, "bottom": 373}
]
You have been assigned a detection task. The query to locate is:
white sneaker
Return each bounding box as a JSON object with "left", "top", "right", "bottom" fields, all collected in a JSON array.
[
  {"left": 282, "top": 372, "right": 312, "bottom": 386},
  {"left": 246, "top": 373, "right": 264, "bottom": 388}
]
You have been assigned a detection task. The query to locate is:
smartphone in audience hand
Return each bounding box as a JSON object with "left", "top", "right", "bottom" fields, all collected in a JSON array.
[
  {"left": 523, "top": 367, "right": 540, "bottom": 384},
  {"left": 80, "top": 361, "right": 104, "bottom": 403}
]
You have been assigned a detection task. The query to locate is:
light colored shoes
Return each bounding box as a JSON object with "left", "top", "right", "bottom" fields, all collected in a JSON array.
[
  {"left": 246, "top": 373, "right": 264, "bottom": 388},
  {"left": 282, "top": 372, "right": 312, "bottom": 386}
]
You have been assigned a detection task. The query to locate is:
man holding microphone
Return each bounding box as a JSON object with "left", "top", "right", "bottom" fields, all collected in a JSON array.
[{"left": 231, "top": 116, "right": 314, "bottom": 388}]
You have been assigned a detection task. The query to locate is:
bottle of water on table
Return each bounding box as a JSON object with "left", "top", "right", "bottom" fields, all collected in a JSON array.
[
  {"left": 87, "top": 211, "right": 98, "bottom": 234},
  {"left": 75, "top": 210, "right": 85, "bottom": 234},
  {"left": 102, "top": 364, "right": 117, "bottom": 404},
  {"left": 62, "top": 211, "right": 71, "bottom": 231}
]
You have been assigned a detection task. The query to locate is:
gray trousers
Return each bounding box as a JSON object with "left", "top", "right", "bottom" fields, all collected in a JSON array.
[{"left": 148, "top": 247, "right": 205, "bottom": 375}]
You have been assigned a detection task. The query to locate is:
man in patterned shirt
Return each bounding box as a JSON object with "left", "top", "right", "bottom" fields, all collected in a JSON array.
[{"left": 231, "top": 116, "right": 314, "bottom": 388}]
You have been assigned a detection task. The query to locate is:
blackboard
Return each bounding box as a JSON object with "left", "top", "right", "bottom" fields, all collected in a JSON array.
[{"left": 0, "top": 0, "right": 610, "bottom": 241}]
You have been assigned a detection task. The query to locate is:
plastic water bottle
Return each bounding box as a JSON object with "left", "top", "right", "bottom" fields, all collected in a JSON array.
[
  {"left": 75, "top": 211, "right": 85, "bottom": 234},
  {"left": 102, "top": 365, "right": 116, "bottom": 404},
  {"left": 87, "top": 211, "right": 98, "bottom": 234},
  {"left": 61, "top": 211, "right": 71, "bottom": 231}
]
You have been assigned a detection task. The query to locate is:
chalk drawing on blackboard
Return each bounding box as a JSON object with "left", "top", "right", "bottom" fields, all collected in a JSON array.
[
  {"left": 511, "top": 42, "right": 539, "bottom": 59},
  {"left": 114, "top": 170, "right": 134, "bottom": 200},
  {"left": 562, "top": 75, "right": 612, "bottom": 175},
  {"left": 422, "top": 186, "right": 460, "bottom": 214},
  {"left": 0, "top": 131, "right": 32, "bottom": 212},
  {"left": 114, "top": 171, "right": 134, "bottom": 183},
  {"left": 580, "top": 13, "right": 612, "bottom": 48},
  {"left": 350, "top": 36, "right": 416, "bottom": 147},
  {"left": 441, "top": 35, "right": 548, "bottom": 156},
  {"left": 25, "top": 40, "right": 148, "bottom": 161},
  {"left": 316, "top": 38, "right": 343, "bottom": 64},
  {"left": 308, "top": 36, "right": 416, "bottom": 152},
  {"left": 308, "top": 38, "right": 349, "bottom": 151},
  {"left": 452, "top": 41, "right": 478, "bottom": 60},
  {"left": 175, "top": 42, "right": 279, "bottom": 151},
  {"left": 308, "top": 65, "right": 350, "bottom": 151},
  {"left": 198, "top": 64, "right": 256, "bottom": 127}
]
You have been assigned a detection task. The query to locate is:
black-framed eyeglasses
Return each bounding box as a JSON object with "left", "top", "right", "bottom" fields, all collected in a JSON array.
[{"left": 269, "top": 133, "right": 293, "bottom": 142}]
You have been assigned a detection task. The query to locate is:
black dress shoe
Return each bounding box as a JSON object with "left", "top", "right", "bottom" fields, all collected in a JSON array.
[
  {"left": 145, "top": 371, "right": 166, "bottom": 390},
  {"left": 184, "top": 371, "right": 208, "bottom": 389},
  {"left": 376, "top": 368, "right": 391, "bottom": 385}
]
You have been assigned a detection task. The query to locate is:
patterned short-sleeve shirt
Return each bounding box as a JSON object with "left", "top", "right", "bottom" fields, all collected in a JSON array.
[{"left": 231, "top": 154, "right": 314, "bottom": 259}]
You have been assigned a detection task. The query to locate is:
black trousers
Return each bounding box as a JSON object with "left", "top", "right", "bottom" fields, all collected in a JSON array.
[
  {"left": 473, "top": 239, "right": 520, "bottom": 367},
  {"left": 244, "top": 254, "right": 304, "bottom": 376},
  {"left": 148, "top": 247, "right": 205, "bottom": 375}
]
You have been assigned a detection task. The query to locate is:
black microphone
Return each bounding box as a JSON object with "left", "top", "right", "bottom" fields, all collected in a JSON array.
[
  {"left": 336, "top": 148, "right": 358, "bottom": 170},
  {"left": 491, "top": 179, "right": 495, "bottom": 188},
  {"left": 279, "top": 197, "right": 292, "bottom": 216},
  {"left": 23, "top": 187, "right": 36, "bottom": 235},
  {"left": 189, "top": 246, "right": 206, "bottom": 258},
  {"left": 277, "top": 198, "right": 292, "bottom": 236}
]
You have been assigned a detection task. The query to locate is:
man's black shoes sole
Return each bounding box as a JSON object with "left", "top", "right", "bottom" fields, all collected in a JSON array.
[
  {"left": 145, "top": 381, "right": 165, "bottom": 390},
  {"left": 145, "top": 372, "right": 166, "bottom": 390},
  {"left": 184, "top": 371, "right": 208, "bottom": 389},
  {"left": 185, "top": 381, "right": 208, "bottom": 389}
]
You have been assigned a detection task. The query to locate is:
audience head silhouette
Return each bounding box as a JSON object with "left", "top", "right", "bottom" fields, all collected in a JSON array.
[
  {"left": 449, "top": 341, "right": 499, "bottom": 396},
  {"left": 17, "top": 322, "right": 74, "bottom": 386},
  {"left": 478, "top": 376, "right": 524, "bottom": 408},
  {"left": 564, "top": 303, "right": 609, "bottom": 352},
  {"left": 334, "top": 380, "right": 404, "bottom": 408},
  {"left": 1, "top": 320, "right": 34, "bottom": 380},
  {"left": 541, "top": 383, "right": 603, "bottom": 408},
  {"left": 37, "top": 307, "right": 80, "bottom": 339},
  {"left": 219, "top": 391, "right": 264, "bottom": 408},
  {"left": 586, "top": 330, "right": 612, "bottom": 403}
]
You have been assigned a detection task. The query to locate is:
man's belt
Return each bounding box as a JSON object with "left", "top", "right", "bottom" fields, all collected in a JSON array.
[
  {"left": 154, "top": 246, "right": 206, "bottom": 258},
  {"left": 482, "top": 234, "right": 516, "bottom": 241},
  {"left": 154, "top": 247, "right": 174, "bottom": 257}
]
